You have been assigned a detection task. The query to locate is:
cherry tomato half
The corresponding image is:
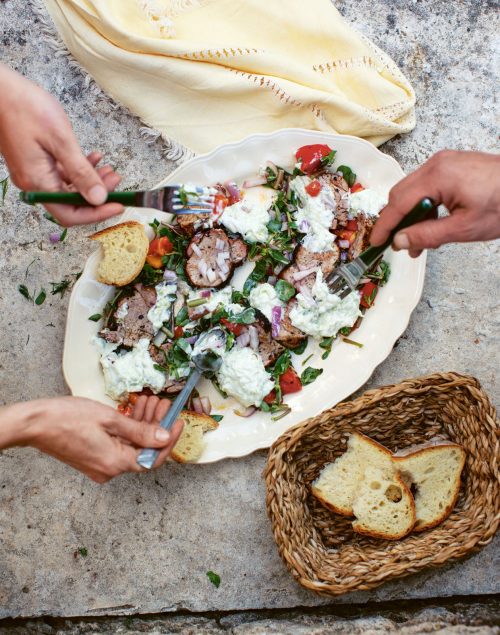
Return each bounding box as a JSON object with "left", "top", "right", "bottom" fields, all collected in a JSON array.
[
  {"left": 350, "top": 182, "right": 365, "bottom": 193},
  {"left": 264, "top": 389, "right": 277, "bottom": 405},
  {"left": 220, "top": 318, "right": 243, "bottom": 336},
  {"left": 295, "top": 144, "right": 333, "bottom": 174},
  {"left": 279, "top": 367, "right": 302, "bottom": 395},
  {"left": 305, "top": 179, "right": 322, "bottom": 197},
  {"left": 360, "top": 281, "right": 378, "bottom": 309}
]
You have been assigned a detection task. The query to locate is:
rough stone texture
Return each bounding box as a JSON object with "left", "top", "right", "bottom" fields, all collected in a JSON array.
[
  {"left": 1, "top": 599, "right": 499, "bottom": 633},
  {"left": 0, "top": 0, "right": 499, "bottom": 622}
]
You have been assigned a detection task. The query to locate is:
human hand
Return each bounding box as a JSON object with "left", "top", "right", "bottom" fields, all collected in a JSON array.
[
  {"left": 370, "top": 150, "right": 500, "bottom": 257},
  {"left": 0, "top": 64, "right": 124, "bottom": 226},
  {"left": 2, "top": 396, "right": 183, "bottom": 483}
]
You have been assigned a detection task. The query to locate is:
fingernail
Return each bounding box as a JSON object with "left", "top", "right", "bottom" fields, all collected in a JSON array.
[
  {"left": 393, "top": 232, "right": 410, "bottom": 251},
  {"left": 87, "top": 184, "right": 107, "bottom": 205},
  {"left": 155, "top": 428, "right": 170, "bottom": 442}
]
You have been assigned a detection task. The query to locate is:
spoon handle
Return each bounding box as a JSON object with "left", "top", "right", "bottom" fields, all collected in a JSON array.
[{"left": 136, "top": 368, "right": 202, "bottom": 470}]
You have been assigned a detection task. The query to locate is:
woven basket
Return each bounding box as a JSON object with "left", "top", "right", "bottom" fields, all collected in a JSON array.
[{"left": 264, "top": 372, "right": 499, "bottom": 596}]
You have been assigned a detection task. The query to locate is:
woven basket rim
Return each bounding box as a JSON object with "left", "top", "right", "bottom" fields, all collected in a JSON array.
[{"left": 264, "top": 371, "right": 500, "bottom": 597}]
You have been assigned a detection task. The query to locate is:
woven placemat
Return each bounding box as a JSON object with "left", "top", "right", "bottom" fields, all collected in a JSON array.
[{"left": 264, "top": 372, "right": 499, "bottom": 596}]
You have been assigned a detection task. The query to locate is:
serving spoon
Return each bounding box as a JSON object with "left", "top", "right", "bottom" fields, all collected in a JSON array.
[{"left": 136, "top": 328, "right": 226, "bottom": 470}]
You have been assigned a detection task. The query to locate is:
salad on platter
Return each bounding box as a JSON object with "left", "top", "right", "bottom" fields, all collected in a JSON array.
[{"left": 93, "top": 143, "right": 391, "bottom": 421}]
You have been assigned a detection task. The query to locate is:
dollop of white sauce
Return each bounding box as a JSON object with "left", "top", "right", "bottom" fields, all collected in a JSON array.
[
  {"left": 217, "top": 347, "right": 274, "bottom": 407},
  {"left": 249, "top": 283, "right": 284, "bottom": 322},
  {"left": 189, "top": 286, "right": 233, "bottom": 313},
  {"left": 220, "top": 199, "right": 272, "bottom": 243},
  {"left": 290, "top": 271, "right": 361, "bottom": 339},
  {"left": 289, "top": 176, "right": 336, "bottom": 252},
  {"left": 349, "top": 189, "right": 387, "bottom": 217},
  {"left": 147, "top": 282, "right": 177, "bottom": 333},
  {"left": 100, "top": 338, "right": 166, "bottom": 400},
  {"left": 115, "top": 302, "right": 128, "bottom": 320}
]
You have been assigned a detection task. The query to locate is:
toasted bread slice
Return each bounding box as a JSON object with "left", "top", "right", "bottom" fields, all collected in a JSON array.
[
  {"left": 90, "top": 221, "right": 149, "bottom": 287},
  {"left": 171, "top": 410, "right": 219, "bottom": 463},
  {"left": 352, "top": 467, "right": 416, "bottom": 540},
  {"left": 394, "top": 443, "right": 466, "bottom": 531},
  {"left": 311, "top": 432, "right": 394, "bottom": 516}
]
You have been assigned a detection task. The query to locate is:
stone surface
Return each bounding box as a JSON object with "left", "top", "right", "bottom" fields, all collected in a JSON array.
[
  {"left": 1, "top": 599, "right": 499, "bottom": 633},
  {"left": 0, "top": 0, "right": 499, "bottom": 621}
]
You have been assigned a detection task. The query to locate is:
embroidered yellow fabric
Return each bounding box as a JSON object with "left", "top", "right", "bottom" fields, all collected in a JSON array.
[{"left": 43, "top": 0, "right": 416, "bottom": 155}]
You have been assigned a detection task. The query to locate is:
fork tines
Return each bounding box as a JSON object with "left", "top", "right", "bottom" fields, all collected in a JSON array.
[{"left": 172, "top": 184, "right": 218, "bottom": 211}]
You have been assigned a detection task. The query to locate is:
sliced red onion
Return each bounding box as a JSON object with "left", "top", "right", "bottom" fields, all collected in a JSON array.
[
  {"left": 339, "top": 239, "right": 350, "bottom": 249},
  {"left": 281, "top": 221, "right": 288, "bottom": 231},
  {"left": 191, "top": 243, "right": 202, "bottom": 258},
  {"left": 340, "top": 251, "right": 348, "bottom": 262},
  {"left": 197, "top": 259, "right": 208, "bottom": 277},
  {"left": 299, "top": 220, "right": 310, "bottom": 233},
  {"left": 163, "top": 269, "right": 177, "bottom": 282},
  {"left": 224, "top": 181, "right": 240, "bottom": 202},
  {"left": 234, "top": 406, "right": 257, "bottom": 417},
  {"left": 292, "top": 267, "right": 317, "bottom": 281},
  {"left": 236, "top": 331, "right": 250, "bottom": 347},
  {"left": 200, "top": 289, "right": 211, "bottom": 298},
  {"left": 200, "top": 396, "right": 212, "bottom": 415},
  {"left": 267, "top": 275, "right": 277, "bottom": 286},
  {"left": 271, "top": 306, "right": 282, "bottom": 338},
  {"left": 186, "top": 335, "right": 198, "bottom": 345},
  {"left": 242, "top": 175, "right": 267, "bottom": 188},
  {"left": 248, "top": 325, "right": 260, "bottom": 350},
  {"left": 153, "top": 330, "right": 168, "bottom": 346},
  {"left": 206, "top": 268, "right": 217, "bottom": 283},
  {"left": 192, "top": 397, "right": 203, "bottom": 415},
  {"left": 49, "top": 231, "right": 62, "bottom": 244}
]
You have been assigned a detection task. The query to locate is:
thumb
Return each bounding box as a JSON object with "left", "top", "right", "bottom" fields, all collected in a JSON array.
[
  {"left": 52, "top": 135, "right": 107, "bottom": 205},
  {"left": 393, "top": 214, "right": 471, "bottom": 252},
  {"left": 106, "top": 413, "right": 172, "bottom": 448}
]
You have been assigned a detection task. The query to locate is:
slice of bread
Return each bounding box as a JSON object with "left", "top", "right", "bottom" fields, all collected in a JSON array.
[
  {"left": 394, "top": 443, "right": 466, "bottom": 531},
  {"left": 352, "top": 467, "right": 416, "bottom": 540},
  {"left": 311, "top": 432, "right": 394, "bottom": 516},
  {"left": 171, "top": 410, "right": 219, "bottom": 463},
  {"left": 90, "top": 221, "right": 149, "bottom": 287}
]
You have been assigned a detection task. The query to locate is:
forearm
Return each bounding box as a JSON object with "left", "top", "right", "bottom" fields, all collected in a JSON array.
[{"left": 0, "top": 399, "right": 45, "bottom": 449}]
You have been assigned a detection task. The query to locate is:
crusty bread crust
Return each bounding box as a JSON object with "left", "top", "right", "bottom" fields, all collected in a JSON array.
[
  {"left": 170, "top": 410, "right": 219, "bottom": 463},
  {"left": 310, "top": 486, "right": 354, "bottom": 517},
  {"left": 89, "top": 220, "right": 144, "bottom": 240},
  {"left": 394, "top": 444, "right": 466, "bottom": 532},
  {"left": 352, "top": 473, "right": 416, "bottom": 540}
]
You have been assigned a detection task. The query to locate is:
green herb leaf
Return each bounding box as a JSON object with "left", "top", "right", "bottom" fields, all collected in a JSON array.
[
  {"left": 337, "top": 165, "right": 357, "bottom": 188},
  {"left": 206, "top": 571, "right": 221, "bottom": 588},
  {"left": 210, "top": 414, "right": 224, "bottom": 423},
  {"left": 231, "top": 290, "right": 246, "bottom": 304},
  {"left": 268, "top": 249, "right": 289, "bottom": 265},
  {"left": 275, "top": 279, "right": 296, "bottom": 302},
  {"left": 266, "top": 218, "right": 282, "bottom": 233},
  {"left": 18, "top": 284, "right": 32, "bottom": 302},
  {"left": 319, "top": 336, "right": 334, "bottom": 360},
  {"left": 175, "top": 306, "right": 188, "bottom": 326},
  {"left": 50, "top": 279, "right": 71, "bottom": 297},
  {"left": 272, "top": 350, "right": 291, "bottom": 377},
  {"left": 35, "top": 289, "right": 46, "bottom": 305},
  {"left": 320, "top": 150, "right": 337, "bottom": 167},
  {"left": 0, "top": 176, "right": 8, "bottom": 205},
  {"left": 301, "top": 366, "right": 323, "bottom": 385},
  {"left": 338, "top": 326, "right": 351, "bottom": 336},
  {"left": 149, "top": 218, "right": 160, "bottom": 235},
  {"left": 301, "top": 353, "right": 314, "bottom": 366},
  {"left": 153, "top": 363, "right": 168, "bottom": 372},
  {"left": 227, "top": 307, "right": 255, "bottom": 325},
  {"left": 88, "top": 313, "right": 102, "bottom": 322},
  {"left": 342, "top": 337, "right": 363, "bottom": 348},
  {"left": 290, "top": 338, "right": 308, "bottom": 355},
  {"left": 43, "top": 211, "right": 61, "bottom": 225},
  {"left": 77, "top": 547, "right": 88, "bottom": 557},
  {"left": 59, "top": 227, "right": 68, "bottom": 242}
]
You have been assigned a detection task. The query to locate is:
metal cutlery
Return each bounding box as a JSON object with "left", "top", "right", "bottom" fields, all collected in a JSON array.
[
  {"left": 136, "top": 328, "right": 227, "bottom": 470},
  {"left": 326, "top": 197, "right": 437, "bottom": 298},
  {"left": 19, "top": 184, "right": 218, "bottom": 214}
]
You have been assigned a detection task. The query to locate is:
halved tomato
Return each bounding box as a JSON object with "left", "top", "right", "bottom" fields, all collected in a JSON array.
[
  {"left": 360, "top": 281, "right": 378, "bottom": 309},
  {"left": 220, "top": 318, "right": 243, "bottom": 336},
  {"left": 279, "top": 367, "right": 302, "bottom": 395}
]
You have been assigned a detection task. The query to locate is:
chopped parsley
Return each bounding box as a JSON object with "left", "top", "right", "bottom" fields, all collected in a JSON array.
[
  {"left": 300, "top": 366, "right": 323, "bottom": 385},
  {"left": 206, "top": 571, "right": 221, "bottom": 588},
  {"left": 88, "top": 313, "right": 102, "bottom": 322},
  {"left": 319, "top": 336, "right": 334, "bottom": 360},
  {"left": 35, "top": 289, "right": 46, "bottom": 305}
]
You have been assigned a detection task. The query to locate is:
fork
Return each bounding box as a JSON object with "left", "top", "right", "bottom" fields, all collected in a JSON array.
[
  {"left": 326, "top": 197, "right": 437, "bottom": 298},
  {"left": 19, "top": 184, "right": 218, "bottom": 214}
]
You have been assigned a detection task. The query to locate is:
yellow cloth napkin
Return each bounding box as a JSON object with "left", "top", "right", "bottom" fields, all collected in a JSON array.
[{"left": 43, "top": 0, "right": 416, "bottom": 156}]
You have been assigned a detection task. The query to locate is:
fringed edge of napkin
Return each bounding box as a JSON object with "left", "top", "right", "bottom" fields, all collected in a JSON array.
[{"left": 29, "top": 0, "right": 195, "bottom": 163}]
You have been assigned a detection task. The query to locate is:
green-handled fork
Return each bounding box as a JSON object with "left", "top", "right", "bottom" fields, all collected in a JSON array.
[{"left": 20, "top": 184, "right": 218, "bottom": 214}]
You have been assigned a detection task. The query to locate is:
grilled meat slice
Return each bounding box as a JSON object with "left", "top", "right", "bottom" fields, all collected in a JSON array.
[
  {"left": 280, "top": 245, "right": 339, "bottom": 291},
  {"left": 319, "top": 173, "right": 350, "bottom": 228},
  {"left": 348, "top": 213, "right": 375, "bottom": 260},
  {"left": 185, "top": 228, "right": 246, "bottom": 288},
  {"left": 148, "top": 342, "right": 186, "bottom": 394},
  {"left": 254, "top": 316, "right": 285, "bottom": 367},
  {"left": 99, "top": 285, "right": 156, "bottom": 347},
  {"left": 176, "top": 212, "right": 212, "bottom": 236},
  {"left": 274, "top": 299, "right": 307, "bottom": 349}
]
